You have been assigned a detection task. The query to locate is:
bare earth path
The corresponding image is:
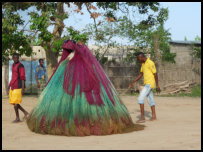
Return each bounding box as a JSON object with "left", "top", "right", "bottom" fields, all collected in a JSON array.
[{"left": 2, "top": 95, "right": 201, "bottom": 150}]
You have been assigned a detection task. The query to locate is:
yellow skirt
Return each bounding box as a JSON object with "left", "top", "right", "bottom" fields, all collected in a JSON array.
[{"left": 9, "top": 89, "right": 22, "bottom": 105}]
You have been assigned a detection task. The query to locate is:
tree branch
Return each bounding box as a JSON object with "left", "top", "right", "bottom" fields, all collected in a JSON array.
[
  {"left": 85, "top": 3, "right": 98, "bottom": 33},
  {"left": 19, "top": 21, "right": 30, "bottom": 33},
  {"left": 99, "top": 35, "right": 113, "bottom": 61}
]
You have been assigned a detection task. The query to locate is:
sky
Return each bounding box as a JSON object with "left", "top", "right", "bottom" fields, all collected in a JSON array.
[
  {"left": 18, "top": 2, "right": 201, "bottom": 45},
  {"left": 160, "top": 2, "right": 201, "bottom": 41}
]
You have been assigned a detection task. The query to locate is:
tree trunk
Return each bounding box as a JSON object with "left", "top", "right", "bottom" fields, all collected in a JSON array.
[
  {"left": 45, "top": 2, "right": 65, "bottom": 79},
  {"left": 153, "top": 34, "right": 161, "bottom": 73},
  {"left": 45, "top": 45, "right": 59, "bottom": 79}
]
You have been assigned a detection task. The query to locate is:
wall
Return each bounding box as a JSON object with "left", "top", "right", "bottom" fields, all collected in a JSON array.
[
  {"left": 2, "top": 44, "right": 201, "bottom": 96},
  {"left": 158, "top": 43, "right": 201, "bottom": 88},
  {"left": 102, "top": 62, "right": 143, "bottom": 93},
  {"left": 101, "top": 43, "right": 201, "bottom": 92}
]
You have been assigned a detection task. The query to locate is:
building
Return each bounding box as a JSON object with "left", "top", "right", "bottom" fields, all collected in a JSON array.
[
  {"left": 2, "top": 41, "right": 201, "bottom": 96},
  {"left": 159, "top": 40, "right": 201, "bottom": 86}
]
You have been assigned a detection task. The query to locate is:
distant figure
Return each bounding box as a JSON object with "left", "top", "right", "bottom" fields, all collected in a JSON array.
[
  {"left": 8, "top": 53, "right": 29, "bottom": 123},
  {"left": 35, "top": 59, "right": 47, "bottom": 95},
  {"left": 129, "top": 52, "right": 161, "bottom": 123}
]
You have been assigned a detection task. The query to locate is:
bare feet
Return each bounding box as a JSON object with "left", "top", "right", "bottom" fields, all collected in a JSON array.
[
  {"left": 12, "top": 119, "right": 21, "bottom": 123},
  {"left": 148, "top": 117, "right": 157, "bottom": 121},
  {"left": 23, "top": 113, "right": 29, "bottom": 120},
  {"left": 136, "top": 119, "right": 145, "bottom": 123}
]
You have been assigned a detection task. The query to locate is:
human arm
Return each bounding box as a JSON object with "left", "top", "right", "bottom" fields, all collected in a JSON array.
[
  {"left": 150, "top": 61, "right": 161, "bottom": 93},
  {"left": 35, "top": 73, "right": 40, "bottom": 88},
  {"left": 154, "top": 73, "right": 161, "bottom": 93},
  {"left": 128, "top": 72, "right": 143, "bottom": 88},
  {"left": 19, "top": 65, "right": 26, "bottom": 95},
  {"left": 21, "top": 80, "right": 25, "bottom": 95}
]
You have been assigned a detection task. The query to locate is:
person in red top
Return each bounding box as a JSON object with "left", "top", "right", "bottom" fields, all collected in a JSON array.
[{"left": 8, "top": 53, "right": 29, "bottom": 123}]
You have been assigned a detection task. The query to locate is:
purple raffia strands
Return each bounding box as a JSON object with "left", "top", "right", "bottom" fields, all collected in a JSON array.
[{"left": 48, "top": 40, "right": 116, "bottom": 106}]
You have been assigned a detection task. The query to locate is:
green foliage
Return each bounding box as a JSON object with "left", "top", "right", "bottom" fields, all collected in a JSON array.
[
  {"left": 2, "top": 2, "right": 176, "bottom": 66},
  {"left": 67, "top": 27, "right": 89, "bottom": 44},
  {"left": 87, "top": 4, "right": 175, "bottom": 63},
  {"left": 124, "top": 16, "right": 176, "bottom": 63},
  {"left": 2, "top": 4, "right": 32, "bottom": 65},
  {"left": 190, "top": 85, "right": 201, "bottom": 97},
  {"left": 85, "top": 19, "right": 120, "bottom": 62},
  {"left": 131, "top": 91, "right": 138, "bottom": 96},
  {"left": 123, "top": 48, "right": 142, "bottom": 64},
  {"left": 154, "top": 25, "right": 176, "bottom": 63},
  {"left": 29, "top": 12, "right": 53, "bottom": 43},
  {"left": 191, "top": 35, "right": 201, "bottom": 59},
  {"left": 157, "top": 8, "right": 169, "bottom": 25},
  {"left": 194, "top": 35, "right": 201, "bottom": 41},
  {"left": 191, "top": 46, "right": 201, "bottom": 59},
  {"left": 161, "top": 52, "right": 176, "bottom": 63},
  {"left": 52, "top": 39, "right": 65, "bottom": 53}
]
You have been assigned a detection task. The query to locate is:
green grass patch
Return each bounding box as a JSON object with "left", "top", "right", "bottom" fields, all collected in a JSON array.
[{"left": 190, "top": 85, "right": 201, "bottom": 97}]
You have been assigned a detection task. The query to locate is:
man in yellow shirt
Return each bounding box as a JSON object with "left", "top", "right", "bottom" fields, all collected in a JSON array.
[{"left": 129, "top": 52, "right": 161, "bottom": 123}]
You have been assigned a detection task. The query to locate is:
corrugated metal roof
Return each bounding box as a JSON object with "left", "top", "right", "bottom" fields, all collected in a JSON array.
[{"left": 169, "top": 40, "right": 201, "bottom": 45}]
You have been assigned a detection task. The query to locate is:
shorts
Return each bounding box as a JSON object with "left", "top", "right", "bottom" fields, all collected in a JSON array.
[
  {"left": 9, "top": 89, "right": 22, "bottom": 105},
  {"left": 138, "top": 84, "right": 155, "bottom": 107}
]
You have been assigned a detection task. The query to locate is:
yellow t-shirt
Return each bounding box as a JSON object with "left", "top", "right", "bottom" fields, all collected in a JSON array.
[{"left": 140, "top": 58, "right": 157, "bottom": 88}]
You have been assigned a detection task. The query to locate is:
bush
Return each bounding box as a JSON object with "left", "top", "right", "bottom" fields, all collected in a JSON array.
[{"left": 190, "top": 85, "right": 201, "bottom": 97}]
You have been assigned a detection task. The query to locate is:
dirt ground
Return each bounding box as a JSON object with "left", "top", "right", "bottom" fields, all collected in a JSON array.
[{"left": 2, "top": 95, "right": 201, "bottom": 150}]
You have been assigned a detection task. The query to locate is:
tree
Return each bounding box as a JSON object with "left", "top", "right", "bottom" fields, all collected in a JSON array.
[
  {"left": 2, "top": 3, "right": 32, "bottom": 65},
  {"left": 2, "top": 2, "right": 167, "bottom": 77},
  {"left": 85, "top": 18, "right": 120, "bottom": 63},
  {"left": 118, "top": 7, "right": 176, "bottom": 63},
  {"left": 85, "top": 2, "right": 165, "bottom": 64},
  {"left": 194, "top": 35, "right": 201, "bottom": 41}
]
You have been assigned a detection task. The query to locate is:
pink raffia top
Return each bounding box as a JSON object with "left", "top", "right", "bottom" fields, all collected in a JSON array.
[{"left": 46, "top": 40, "right": 115, "bottom": 106}]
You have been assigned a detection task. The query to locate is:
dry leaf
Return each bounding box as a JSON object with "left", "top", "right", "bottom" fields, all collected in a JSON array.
[
  {"left": 91, "top": 12, "right": 101, "bottom": 19},
  {"left": 107, "top": 17, "right": 115, "bottom": 22},
  {"left": 88, "top": 5, "right": 97, "bottom": 10}
]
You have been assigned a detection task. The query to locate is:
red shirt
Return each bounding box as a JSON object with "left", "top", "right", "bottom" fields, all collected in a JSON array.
[{"left": 9, "top": 62, "right": 26, "bottom": 90}]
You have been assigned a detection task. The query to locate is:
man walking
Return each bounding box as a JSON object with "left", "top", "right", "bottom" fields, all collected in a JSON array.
[
  {"left": 129, "top": 52, "right": 161, "bottom": 123},
  {"left": 8, "top": 53, "right": 29, "bottom": 122}
]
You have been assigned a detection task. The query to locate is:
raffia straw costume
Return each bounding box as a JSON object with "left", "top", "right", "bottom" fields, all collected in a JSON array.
[{"left": 26, "top": 40, "right": 139, "bottom": 136}]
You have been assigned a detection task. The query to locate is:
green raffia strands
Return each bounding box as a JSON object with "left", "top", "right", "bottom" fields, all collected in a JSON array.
[{"left": 26, "top": 60, "right": 140, "bottom": 136}]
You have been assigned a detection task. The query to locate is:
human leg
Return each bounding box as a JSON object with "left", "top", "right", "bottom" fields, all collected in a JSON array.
[
  {"left": 147, "top": 90, "right": 157, "bottom": 120},
  {"left": 17, "top": 104, "right": 29, "bottom": 119},
  {"left": 13, "top": 104, "right": 20, "bottom": 122},
  {"left": 137, "top": 85, "right": 152, "bottom": 123}
]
